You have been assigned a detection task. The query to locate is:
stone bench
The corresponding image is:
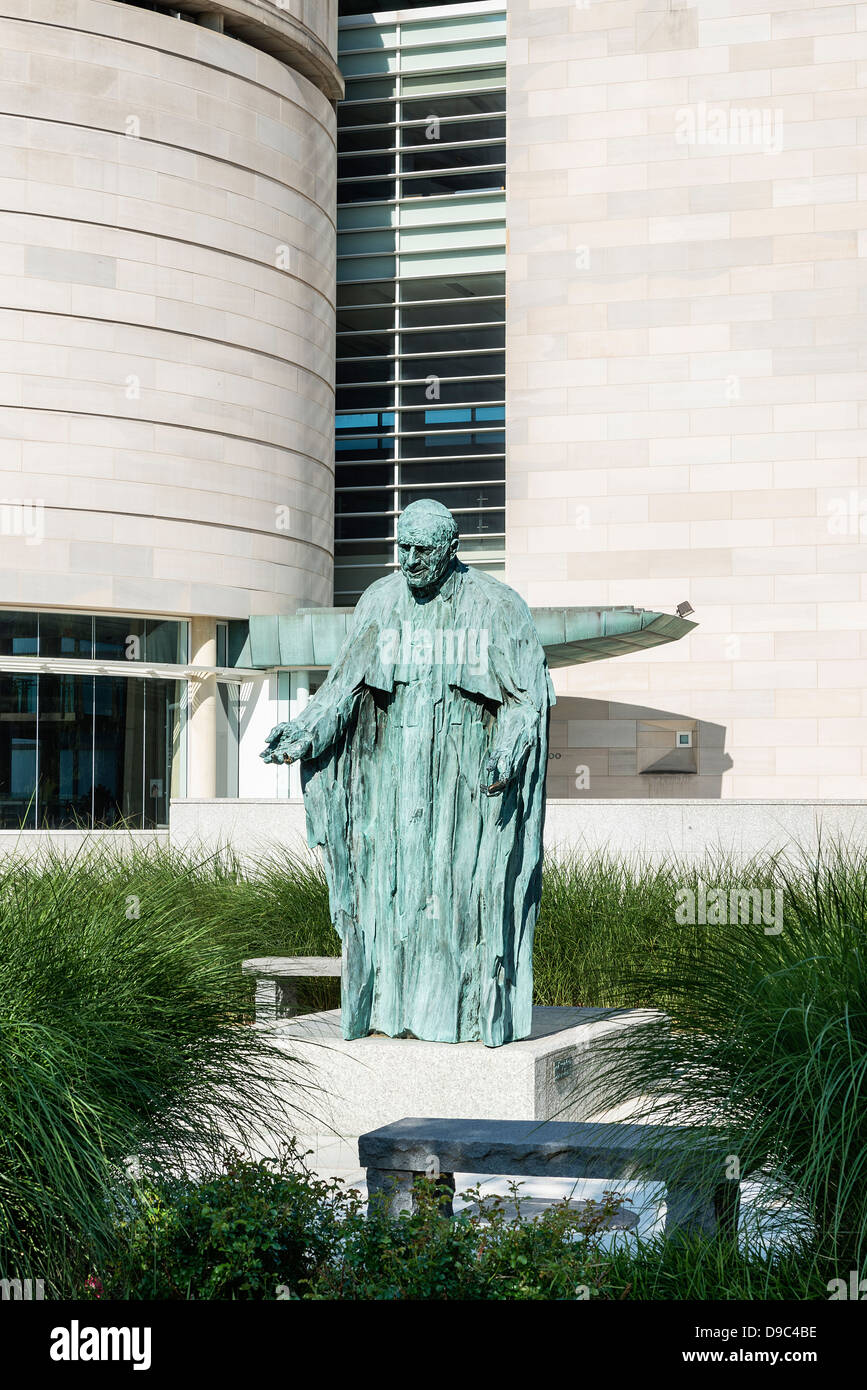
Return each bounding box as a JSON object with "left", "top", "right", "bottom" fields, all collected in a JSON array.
[
  {"left": 358, "top": 1116, "right": 740, "bottom": 1238},
  {"left": 242, "top": 956, "right": 341, "bottom": 1019}
]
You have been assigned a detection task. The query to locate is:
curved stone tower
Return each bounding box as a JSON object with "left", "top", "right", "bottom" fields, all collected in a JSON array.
[{"left": 0, "top": 0, "right": 340, "bottom": 618}]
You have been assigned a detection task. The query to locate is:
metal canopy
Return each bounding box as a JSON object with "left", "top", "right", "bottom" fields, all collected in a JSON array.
[
  {"left": 240, "top": 605, "right": 696, "bottom": 671},
  {"left": 532, "top": 606, "right": 697, "bottom": 669}
]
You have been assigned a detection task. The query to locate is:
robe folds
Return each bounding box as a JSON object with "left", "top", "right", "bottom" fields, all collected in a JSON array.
[{"left": 290, "top": 562, "right": 554, "bottom": 1047}]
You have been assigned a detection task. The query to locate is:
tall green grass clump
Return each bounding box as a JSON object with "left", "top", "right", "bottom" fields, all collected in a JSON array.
[
  {"left": 584, "top": 840, "right": 867, "bottom": 1271},
  {"left": 534, "top": 854, "right": 682, "bottom": 1007},
  {"left": 0, "top": 842, "right": 310, "bottom": 1293},
  {"left": 78, "top": 840, "right": 338, "bottom": 962}
]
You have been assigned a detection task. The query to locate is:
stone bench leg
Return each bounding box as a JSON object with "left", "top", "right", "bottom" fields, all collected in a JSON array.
[
  {"left": 665, "top": 1181, "right": 740, "bottom": 1239},
  {"left": 254, "top": 978, "right": 301, "bottom": 1021},
  {"left": 366, "top": 1168, "right": 456, "bottom": 1219}
]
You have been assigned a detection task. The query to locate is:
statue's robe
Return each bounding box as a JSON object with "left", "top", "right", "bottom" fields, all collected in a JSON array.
[{"left": 291, "top": 562, "right": 553, "bottom": 1046}]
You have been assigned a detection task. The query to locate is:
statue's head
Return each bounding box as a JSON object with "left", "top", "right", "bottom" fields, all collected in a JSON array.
[{"left": 397, "top": 499, "right": 459, "bottom": 594}]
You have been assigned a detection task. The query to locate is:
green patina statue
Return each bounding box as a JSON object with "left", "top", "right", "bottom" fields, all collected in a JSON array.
[{"left": 261, "top": 499, "right": 553, "bottom": 1047}]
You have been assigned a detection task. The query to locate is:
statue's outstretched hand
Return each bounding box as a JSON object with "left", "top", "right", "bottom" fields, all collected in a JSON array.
[
  {"left": 260, "top": 722, "right": 314, "bottom": 765},
  {"left": 483, "top": 749, "right": 514, "bottom": 796}
]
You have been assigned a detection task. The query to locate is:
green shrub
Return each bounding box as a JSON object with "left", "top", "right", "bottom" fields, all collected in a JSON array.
[
  {"left": 313, "top": 1180, "right": 628, "bottom": 1301},
  {"left": 95, "top": 1152, "right": 827, "bottom": 1301},
  {"left": 101, "top": 1147, "right": 351, "bottom": 1300}
]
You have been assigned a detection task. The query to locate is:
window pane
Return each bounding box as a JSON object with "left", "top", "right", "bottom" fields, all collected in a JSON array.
[
  {"left": 401, "top": 170, "right": 505, "bottom": 197},
  {"left": 339, "top": 24, "right": 398, "bottom": 53},
  {"left": 401, "top": 45, "right": 505, "bottom": 75},
  {"left": 339, "top": 50, "right": 398, "bottom": 78},
  {"left": 38, "top": 674, "right": 94, "bottom": 828},
  {"left": 146, "top": 620, "right": 187, "bottom": 664},
  {"left": 401, "top": 272, "right": 504, "bottom": 301},
  {"left": 400, "top": 458, "right": 505, "bottom": 486},
  {"left": 400, "top": 297, "right": 503, "bottom": 328},
  {"left": 400, "top": 325, "right": 505, "bottom": 354},
  {"left": 93, "top": 676, "right": 144, "bottom": 828},
  {"left": 335, "top": 514, "right": 394, "bottom": 541},
  {"left": 336, "top": 463, "right": 393, "bottom": 490},
  {"left": 400, "top": 378, "right": 503, "bottom": 407},
  {"left": 0, "top": 611, "right": 38, "bottom": 657},
  {"left": 400, "top": 404, "right": 504, "bottom": 433},
  {"left": 399, "top": 353, "right": 505, "bottom": 381},
  {"left": 343, "top": 77, "right": 397, "bottom": 101},
  {"left": 401, "top": 92, "right": 506, "bottom": 121},
  {"left": 336, "top": 357, "right": 394, "bottom": 385},
  {"left": 337, "top": 280, "right": 395, "bottom": 307},
  {"left": 337, "top": 330, "right": 394, "bottom": 358},
  {"left": 39, "top": 614, "right": 92, "bottom": 658},
  {"left": 338, "top": 203, "right": 396, "bottom": 232},
  {"left": 401, "top": 485, "right": 504, "bottom": 511},
  {"left": 401, "top": 117, "right": 504, "bottom": 148},
  {"left": 0, "top": 674, "right": 37, "bottom": 829},
  {"left": 335, "top": 538, "right": 394, "bottom": 557},
  {"left": 401, "top": 144, "right": 505, "bottom": 174},
  {"left": 335, "top": 436, "right": 396, "bottom": 461},
  {"left": 338, "top": 153, "right": 396, "bottom": 180},
  {"left": 401, "top": 68, "right": 505, "bottom": 95},
  {"left": 144, "top": 680, "right": 182, "bottom": 829},
  {"left": 336, "top": 305, "right": 395, "bottom": 332},
  {"left": 336, "top": 384, "right": 395, "bottom": 412},
  {"left": 334, "top": 555, "right": 393, "bottom": 579},
  {"left": 337, "top": 179, "right": 396, "bottom": 204},
  {"left": 338, "top": 101, "right": 395, "bottom": 127},
  {"left": 336, "top": 409, "right": 395, "bottom": 434},
  {"left": 338, "top": 229, "right": 397, "bottom": 258},
  {"left": 216, "top": 685, "right": 239, "bottom": 799},
  {"left": 459, "top": 525, "right": 506, "bottom": 553},
  {"left": 336, "top": 488, "right": 393, "bottom": 513},
  {"left": 400, "top": 432, "right": 505, "bottom": 461},
  {"left": 94, "top": 616, "right": 147, "bottom": 662},
  {"left": 338, "top": 126, "right": 396, "bottom": 153}
]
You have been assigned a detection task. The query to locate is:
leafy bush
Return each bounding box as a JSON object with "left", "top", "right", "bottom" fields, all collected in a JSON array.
[
  {"left": 312, "top": 1180, "right": 627, "bottom": 1301},
  {"left": 101, "top": 1147, "right": 350, "bottom": 1300},
  {"left": 95, "top": 1151, "right": 827, "bottom": 1301}
]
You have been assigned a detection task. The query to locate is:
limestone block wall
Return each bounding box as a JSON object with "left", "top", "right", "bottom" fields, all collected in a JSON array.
[
  {"left": 506, "top": 0, "right": 867, "bottom": 800},
  {"left": 165, "top": 795, "right": 867, "bottom": 869},
  {"left": 0, "top": 0, "right": 340, "bottom": 619}
]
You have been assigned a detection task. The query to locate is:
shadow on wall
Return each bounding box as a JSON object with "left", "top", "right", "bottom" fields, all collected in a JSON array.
[{"left": 546, "top": 698, "right": 732, "bottom": 800}]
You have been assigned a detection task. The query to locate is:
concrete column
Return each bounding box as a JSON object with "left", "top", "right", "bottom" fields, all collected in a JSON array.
[
  {"left": 288, "top": 669, "right": 310, "bottom": 798},
  {"left": 188, "top": 617, "right": 217, "bottom": 798}
]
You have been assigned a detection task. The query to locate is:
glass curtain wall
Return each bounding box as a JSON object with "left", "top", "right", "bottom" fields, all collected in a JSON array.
[
  {"left": 335, "top": 5, "right": 506, "bottom": 603},
  {"left": 0, "top": 611, "right": 188, "bottom": 829}
]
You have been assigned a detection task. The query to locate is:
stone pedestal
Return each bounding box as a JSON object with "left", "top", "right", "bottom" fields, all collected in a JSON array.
[{"left": 263, "top": 1005, "right": 658, "bottom": 1181}]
